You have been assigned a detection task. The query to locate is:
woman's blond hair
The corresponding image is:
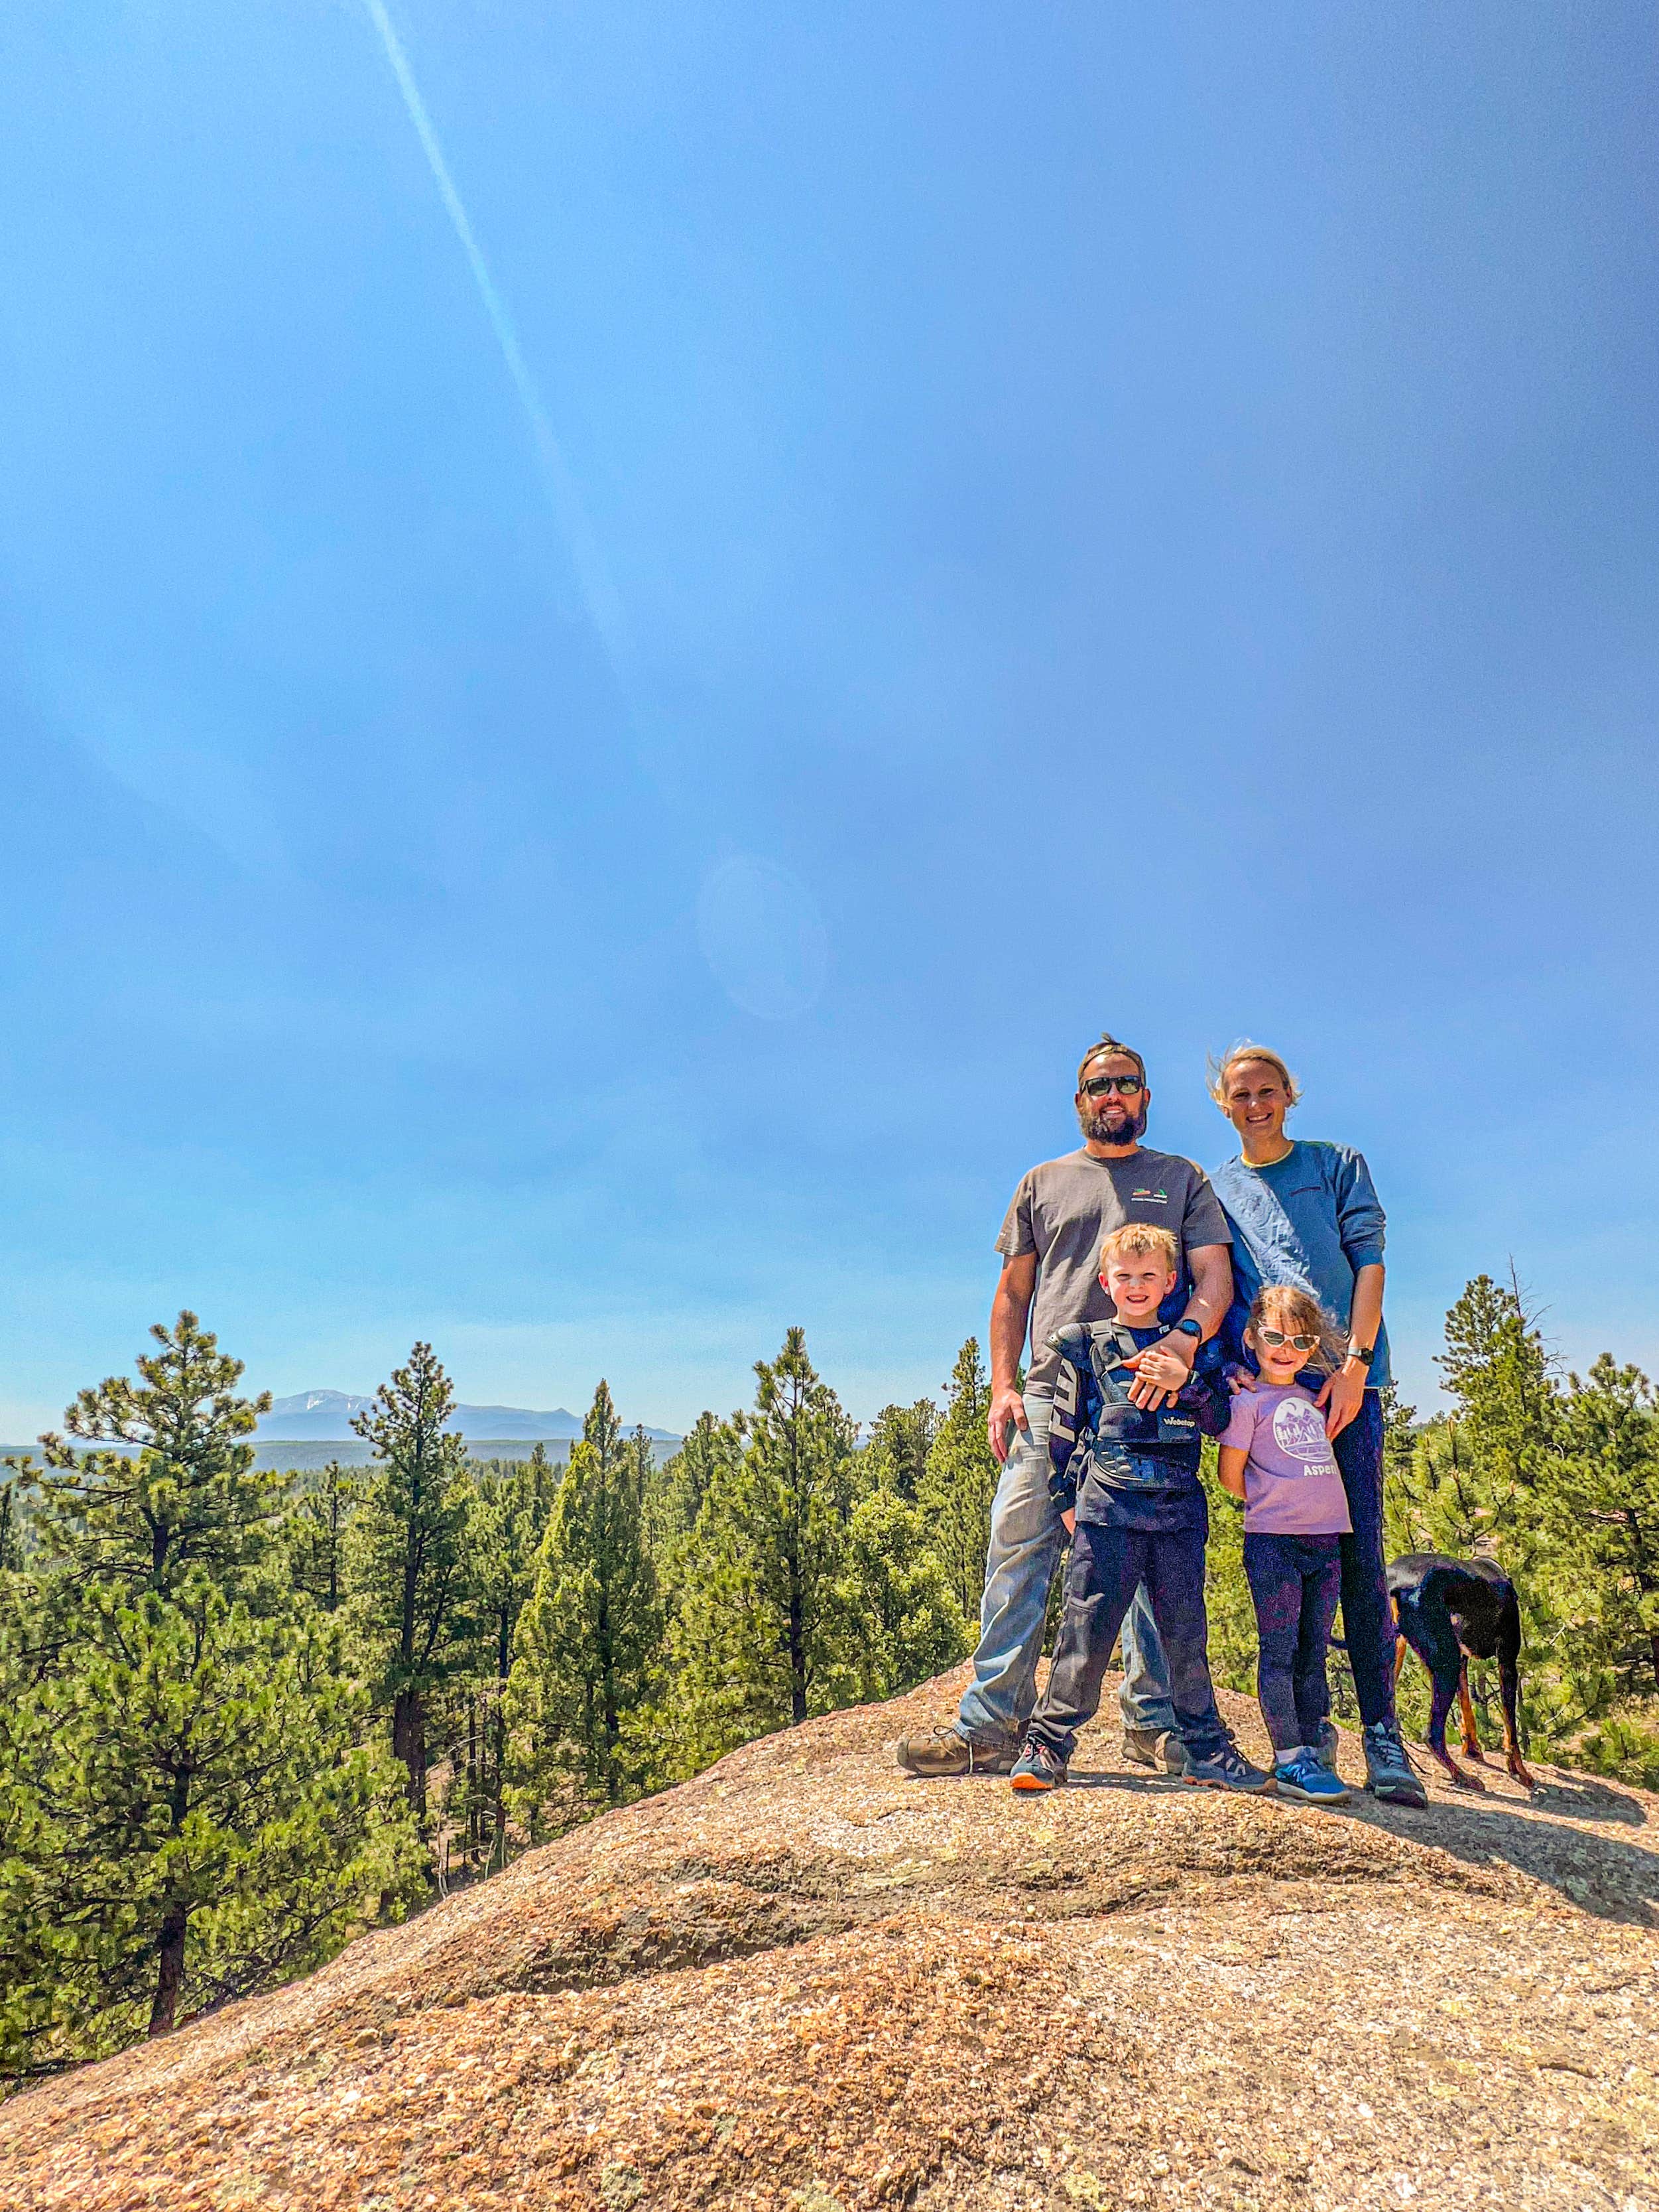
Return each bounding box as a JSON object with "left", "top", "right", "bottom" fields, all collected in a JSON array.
[
  {"left": 1207, "top": 1040, "right": 1302, "bottom": 1111},
  {"left": 1247, "top": 1283, "right": 1345, "bottom": 1374}
]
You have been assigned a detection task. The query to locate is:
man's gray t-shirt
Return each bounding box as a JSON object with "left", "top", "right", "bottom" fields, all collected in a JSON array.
[{"left": 996, "top": 1147, "right": 1233, "bottom": 1392}]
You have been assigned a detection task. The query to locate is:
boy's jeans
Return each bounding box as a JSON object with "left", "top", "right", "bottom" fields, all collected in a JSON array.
[
  {"left": 1121, "top": 1388, "right": 1397, "bottom": 1731},
  {"left": 1026, "top": 1521, "right": 1230, "bottom": 1762},
  {"left": 955, "top": 1393, "right": 1225, "bottom": 1751}
]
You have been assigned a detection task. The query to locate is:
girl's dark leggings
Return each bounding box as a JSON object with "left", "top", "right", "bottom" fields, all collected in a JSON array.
[{"left": 1243, "top": 1529, "right": 1343, "bottom": 1754}]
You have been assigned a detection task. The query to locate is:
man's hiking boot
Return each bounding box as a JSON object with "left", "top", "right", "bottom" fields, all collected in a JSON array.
[
  {"left": 1363, "top": 1720, "right": 1429, "bottom": 1808},
  {"left": 1180, "top": 1739, "right": 1274, "bottom": 1794},
  {"left": 1274, "top": 1748, "right": 1352, "bottom": 1807},
  {"left": 895, "top": 1724, "right": 1014, "bottom": 1778},
  {"left": 1010, "top": 1737, "right": 1069, "bottom": 1791},
  {"left": 1122, "top": 1725, "right": 1188, "bottom": 1775}
]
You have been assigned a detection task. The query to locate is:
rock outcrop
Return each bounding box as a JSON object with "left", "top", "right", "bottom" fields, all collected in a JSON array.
[{"left": 4, "top": 1669, "right": 1656, "bottom": 2210}]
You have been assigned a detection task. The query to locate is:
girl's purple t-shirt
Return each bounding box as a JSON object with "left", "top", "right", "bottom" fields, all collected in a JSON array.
[{"left": 1221, "top": 1383, "right": 1353, "bottom": 1535}]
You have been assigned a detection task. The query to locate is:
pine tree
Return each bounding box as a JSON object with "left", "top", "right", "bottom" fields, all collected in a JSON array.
[
  {"left": 839, "top": 1487, "right": 969, "bottom": 1700},
  {"left": 1546, "top": 1358, "right": 1659, "bottom": 1736},
  {"left": 645, "top": 1411, "right": 741, "bottom": 1556},
  {"left": 287, "top": 1460, "right": 358, "bottom": 1613},
  {"left": 666, "top": 1331, "right": 855, "bottom": 1769},
  {"left": 861, "top": 1399, "right": 940, "bottom": 1503},
  {"left": 916, "top": 1340, "right": 1001, "bottom": 1626},
  {"left": 27, "top": 1309, "right": 282, "bottom": 1596},
  {"left": 347, "top": 1344, "right": 473, "bottom": 1815},
  {"left": 505, "top": 1387, "right": 661, "bottom": 1833},
  {"left": 0, "top": 1317, "right": 418, "bottom": 2076},
  {"left": 452, "top": 1461, "right": 551, "bottom": 1869}
]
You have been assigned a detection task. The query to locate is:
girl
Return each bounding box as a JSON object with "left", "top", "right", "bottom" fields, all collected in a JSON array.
[{"left": 1219, "top": 1284, "right": 1355, "bottom": 1805}]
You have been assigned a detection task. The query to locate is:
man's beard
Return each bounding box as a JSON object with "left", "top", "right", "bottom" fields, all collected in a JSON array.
[{"left": 1079, "top": 1100, "right": 1148, "bottom": 1145}]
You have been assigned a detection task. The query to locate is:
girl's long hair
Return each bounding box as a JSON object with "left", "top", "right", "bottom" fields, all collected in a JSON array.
[{"left": 1247, "top": 1283, "right": 1347, "bottom": 1375}]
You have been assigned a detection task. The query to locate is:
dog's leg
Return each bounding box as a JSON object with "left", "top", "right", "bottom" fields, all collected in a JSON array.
[
  {"left": 1456, "top": 1660, "right": 1489, "bottom": 1764},
  {"left": 1497, "top": 1594, "right": 1537, "bottom": 1789},
  {"left": 1427, "top": 1667, "right": 1483, "bottom": 1789}
]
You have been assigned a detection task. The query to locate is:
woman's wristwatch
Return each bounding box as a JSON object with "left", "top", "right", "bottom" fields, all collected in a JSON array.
[{"left": 1346, "top": 1341, "right": 1376, "bottom": 1366}]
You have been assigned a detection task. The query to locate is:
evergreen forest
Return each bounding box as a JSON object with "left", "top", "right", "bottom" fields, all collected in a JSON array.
[{"left": 3, "top": 1274, "right": 1658, "bottom": 2087}]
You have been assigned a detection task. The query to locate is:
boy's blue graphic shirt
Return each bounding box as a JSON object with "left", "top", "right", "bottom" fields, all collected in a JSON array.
[
  {"left": 1046, "top": 1322, "right": 1230, "bottom": 1533},
  {"left": 1209, "top": 1139, "right": 1390, "bottom": 1391}
]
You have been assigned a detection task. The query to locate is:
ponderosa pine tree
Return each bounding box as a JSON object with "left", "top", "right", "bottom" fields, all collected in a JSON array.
[
  {"left": 1548, "top": 1358, "right": 1659, "bottom": 1715},
  {"left": 645, "top": 1411, "right": 742, "bottom": 1556},
  {"left": 915, "top": 1340, "right": 1001, "bottom": 1625},
  {"left": 347, "top": 1343, "right": 473, "bottom": 1815},
  {"left": 454, "top": 1459, "right": 554, "bottom": 1869},
  {"left": 0, "top": 1317, "right": 416, "bottom": 2073},
  {"left": 287, "top": 1459, "right": 358, "bottom": 1614},
  {"left": 861, "top": 1399, "right": 940, "bottom": 1504},
  {"left": 839, "top": 1486, "right": 969, "bottom": 1701},
  {"left": 505, "top": 1385, "right": 661, "bottom": 1832},
  {"left": 667, "top": 1331, "right": 854, "bottom": 1768}
]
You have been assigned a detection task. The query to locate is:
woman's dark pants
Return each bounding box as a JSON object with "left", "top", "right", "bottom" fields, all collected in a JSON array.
[
  {"left": 1027, "top": 1521, "right": 1229, "bottom": 1762},
  {"left": 1243, "top": 1531, "right": 1343, "bottom": 1754},
  {"left": 1332, "top": 1391, "right": 1395, "bottom": 1728}
]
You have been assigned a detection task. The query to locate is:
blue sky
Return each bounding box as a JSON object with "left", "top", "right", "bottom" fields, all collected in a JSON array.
[{"left": 3, "top": 3, "right": 1656, "bottom": 1437}]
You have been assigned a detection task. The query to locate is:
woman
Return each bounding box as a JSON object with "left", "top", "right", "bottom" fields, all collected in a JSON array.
[{"left": 1120, "top": 1043, "right": 1427, "bottom": 1808}]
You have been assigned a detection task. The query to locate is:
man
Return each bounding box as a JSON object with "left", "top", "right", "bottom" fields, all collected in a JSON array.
[
  {"left": 1117, "top": 1043, "right": 1428, "bottom": 1809},
  {"left": 897, "top": 1035, "right": 1243, "bottom": 1779}
]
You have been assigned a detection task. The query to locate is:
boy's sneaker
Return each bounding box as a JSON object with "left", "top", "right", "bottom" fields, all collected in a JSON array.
[
  {"left": 895, "top": 1724, "right": 1015, "bottom": 1778},
  {"left": 1010, "top": 1737, "right": 1069, "bottom": 1792},
  {"left": 1122, "top": 1726, "right": 1188, "bottom": 1774},
  {"left": 1180, "top": 1738, "right": 1274, "bottom": 1794},
  {"left": 1274, "top": 1748, "right": 1353, "bottom": 1807},
  {"left": 1363, "top": 1721, "right": 1429, "bottom": 1809}
]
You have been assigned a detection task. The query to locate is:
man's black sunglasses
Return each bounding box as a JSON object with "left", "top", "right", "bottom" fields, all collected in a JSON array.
[{"left": 1082, "top": 1073, "right": 1144, "bottom": 1097}]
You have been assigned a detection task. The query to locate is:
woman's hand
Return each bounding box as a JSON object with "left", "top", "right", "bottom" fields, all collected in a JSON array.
[{"left": 1316, "top": 1359, "right": 1368, "bottom": 1439}]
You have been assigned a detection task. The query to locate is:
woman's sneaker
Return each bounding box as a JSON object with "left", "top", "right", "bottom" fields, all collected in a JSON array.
[
  {"left": 1363, "top": 1721, "right": 1429, "bottom": 1808},
  {"left": 1010, "top": 1737, "right": 1069, "bottom": 1791},
  {"left": 1180, "top": 1738, "right": 1274, "bottom": 1793},
  {"left": 1274, "top": 1748, "right": 1353, "bottom": 1806}
]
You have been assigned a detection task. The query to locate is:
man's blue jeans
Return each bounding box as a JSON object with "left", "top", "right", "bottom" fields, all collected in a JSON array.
[
  {"left": 957, "top": 1392, "right": 1224, "bottom": 1750},
  {"left": 1120, "top": 1388, "right": 1398, "bottom": 1732},
  {"left": 956, "top": 1392, "right": 1064, "bottom": 1748}
]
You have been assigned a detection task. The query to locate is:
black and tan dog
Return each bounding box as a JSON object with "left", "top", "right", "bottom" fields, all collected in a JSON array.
[{"left": 1386, "top": 1553, "right": 1537, "bottom": 1790}]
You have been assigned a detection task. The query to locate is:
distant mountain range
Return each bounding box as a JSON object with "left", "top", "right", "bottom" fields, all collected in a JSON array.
[{"left": 259, "top": 1391, "right": 678, "bottom": 1444}]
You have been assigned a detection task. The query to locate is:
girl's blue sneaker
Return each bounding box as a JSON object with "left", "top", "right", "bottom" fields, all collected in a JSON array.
[{"left": 1274, "top": 1748, "right": 1352, "bottom": 1805}]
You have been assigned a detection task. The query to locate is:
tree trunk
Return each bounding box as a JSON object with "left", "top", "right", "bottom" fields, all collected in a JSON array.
[
  {"left": 788, "top": 1571, "right": 807, "bottom": 1725},
  {"left": 149, "top": 1901, "right": 188, "bottom": 2036},
  {"left": 393, "top": 1687, "right": 426, "bottom": 1813}
]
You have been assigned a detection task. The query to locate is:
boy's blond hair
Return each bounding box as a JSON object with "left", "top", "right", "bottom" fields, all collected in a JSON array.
[
  {"left": 1247, "top": 1283, "right": 1346, "bottom": 1374},
  {"left": 1099, "top": 1222, "right": 1178, "bottom": 1273}
]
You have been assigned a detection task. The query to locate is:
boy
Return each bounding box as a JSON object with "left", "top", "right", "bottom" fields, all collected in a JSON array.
[{"left": 1009, "top": 1224, "right": 1271, "bottom": 1793}]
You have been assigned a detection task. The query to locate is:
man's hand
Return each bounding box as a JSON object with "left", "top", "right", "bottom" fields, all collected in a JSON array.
[
  {"left": 1122, "top": 1335, "right": 1196, "bottom": 1410},
  {"left": 1316, "top": 1360, "right": 1367, "bottom": 1439},
  {"left": 987, "top": 1384, "right": 1028, "bottom": 1463},
  {"left": 1061, "top": 1506, "right": 1075, "bottom": 1536}
]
